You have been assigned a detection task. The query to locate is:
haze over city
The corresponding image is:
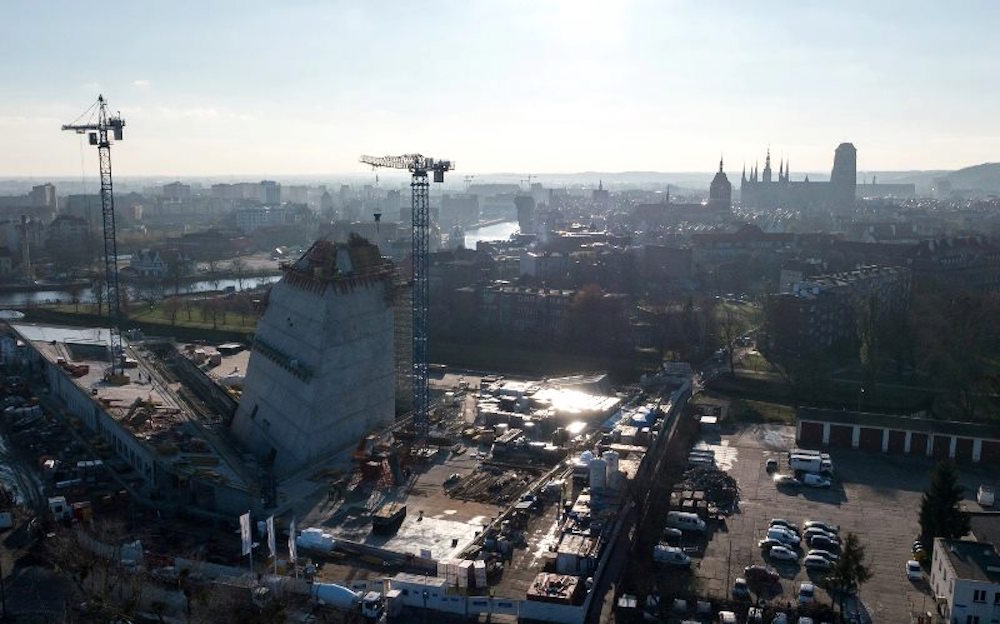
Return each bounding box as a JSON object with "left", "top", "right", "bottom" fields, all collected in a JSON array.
[
  {"left": 3, "top": 0, "right": 1000, "bottom": 176},
  {"left": 0, "top": 2, "right": 998, "bottom": 624}
]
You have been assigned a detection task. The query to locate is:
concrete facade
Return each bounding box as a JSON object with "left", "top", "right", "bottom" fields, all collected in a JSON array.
[{"left": 231, "top": 238, "right": 395, "bottom": 477}]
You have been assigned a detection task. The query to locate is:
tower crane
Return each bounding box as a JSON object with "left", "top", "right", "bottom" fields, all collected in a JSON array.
[
  {"left": 62, "top": 95, "right": 128, "bottom": 381},
  {"left": 359, "top": 154, "right": 454, "bottom": 443}
]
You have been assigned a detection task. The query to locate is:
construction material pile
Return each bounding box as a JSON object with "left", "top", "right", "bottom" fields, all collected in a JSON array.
[
  {"left": 447, "top": 465, "right": 536, "bottom": 505},
  {"left": 680, "top": 466, "right": 740, "bottom": 514}
]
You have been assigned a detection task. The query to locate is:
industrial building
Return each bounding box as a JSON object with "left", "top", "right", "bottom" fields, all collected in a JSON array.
[{"left": 231, "top": 237, "right": 396, "bottom": 477}]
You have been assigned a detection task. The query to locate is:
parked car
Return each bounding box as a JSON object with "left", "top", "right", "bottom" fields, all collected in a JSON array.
[
  {"left": 807, "top": 549, "right": 839, "bottom": 562},
  {"left": 744, "top": 564, "right": 780, "bottom": 586},
  {"left": 653, "top": 545, "right": 692, "bottom": 567},
  {"left": 802, "top": 520, "right": 839, "bottom": 534},
  {"left": 907, "top": 560, "right": 922, "bottom": 580},
  {"left": 769, "top": 519, "right": 800, "bottom": 534},
  {"left": 758, "top": 538, "right": 784, "bottom": 552},
  {"left": 767, "top": 526, "right": 801, "bottom": 546},
  {"left": 662, "top": 527, "right": 682, "bottom": 546},
  {"left": 803, "top": 555, "right": 833, "bottom": 571},
  {"left": 798, "top": 582, "right": 816, "bottom": 605},
  {"left": 802, "top": 473, "right": 832, "bottom": 488},
  {"left": 718, "top": 611, "right": 737, "bottom": 624},
  {"left": 808, "top": 534, "right": 840, "bottom": 552},
  {"left": 747, "top": 606, "right": 764, "bottom": 623},
  {"left": 768, "top": 545, "right": 798, "bottom": 562},
  {"left": 803, "top": 527, "right": 839, "bottom": 543},
  {"left": 766, "top": 458, "right": 779, "bottom": 472},
  {"left": 774, "top": 474, "right": 800, "bottom": 488},
  {"left": 732, "top": 578, "right": 751, "bottom": 600},
  {"left": 770, "top": 613, "right": 788, "bottom": 624}
]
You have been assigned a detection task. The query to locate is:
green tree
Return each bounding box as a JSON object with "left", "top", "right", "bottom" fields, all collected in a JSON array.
[
  {"left": 919, "top": 461, "right": 971, "bottom": 550},
  {"left": 823, "top": 532, "right": 872, "bottom": 616}
]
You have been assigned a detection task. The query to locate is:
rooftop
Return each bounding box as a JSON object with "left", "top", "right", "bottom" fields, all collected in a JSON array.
[
  {"left": 937, "top": 538, "right": 1000, "bottom": 584},
  {"left": 10, "top": 323, "right": 249, "bottom": 490}
]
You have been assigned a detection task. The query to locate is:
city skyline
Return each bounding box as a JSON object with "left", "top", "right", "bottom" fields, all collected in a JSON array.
[{"left": 3, "top": 1, "right": 999, "bottom": 176}]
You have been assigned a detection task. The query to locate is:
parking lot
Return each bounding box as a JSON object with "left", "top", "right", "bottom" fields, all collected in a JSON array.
[{"left": 678, "top": 422, "right": 988, "bottom": 622}]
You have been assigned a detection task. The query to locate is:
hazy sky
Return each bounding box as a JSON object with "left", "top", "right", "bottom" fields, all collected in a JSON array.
[{"left": 2, "top": 1, "right": 998, "bottom": 177}]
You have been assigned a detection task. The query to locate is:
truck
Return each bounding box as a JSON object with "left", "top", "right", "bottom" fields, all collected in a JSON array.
[
  {"left": 789, "top": 455, "right": 833, "bottom": 476},
  {"left": 311, "top": 583, "right": 385, "bottom": 620}
]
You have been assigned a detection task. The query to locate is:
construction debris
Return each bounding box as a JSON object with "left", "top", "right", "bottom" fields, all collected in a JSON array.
[{"left": 679, "top": 466, "right": 740, "bottom": 515}]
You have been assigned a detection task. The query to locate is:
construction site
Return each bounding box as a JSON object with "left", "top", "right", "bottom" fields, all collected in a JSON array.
[{"left": 0, "top": 100, "right": 699, "bottom": 622}]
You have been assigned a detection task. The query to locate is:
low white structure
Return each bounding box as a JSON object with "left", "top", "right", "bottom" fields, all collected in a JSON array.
[{"left": 930, "top": 538, "right": 1000, "bottom": 624}]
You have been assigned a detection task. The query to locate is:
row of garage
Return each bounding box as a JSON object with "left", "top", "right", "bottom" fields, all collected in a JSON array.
[{"left": 797, "top": 417, "right": 1000, "bottom": 465}]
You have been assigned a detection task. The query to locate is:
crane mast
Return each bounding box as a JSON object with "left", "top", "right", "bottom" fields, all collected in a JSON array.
[
  {"left": 359, "top": 154, "right": 454, "bottom": 442},
  {"left": 62, "top": 96, "right": 127, "bottom": 380}
]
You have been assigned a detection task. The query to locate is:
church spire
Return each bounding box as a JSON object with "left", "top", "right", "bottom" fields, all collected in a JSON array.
[
  {"left": 785, "top": 158, "right": 789, "bottom": 181},
  {"left": 719, "top": 155, "right": 724, "bottom": 173},
  {"left": 741, "top": 163, "right": 746, "bottom": 183}
]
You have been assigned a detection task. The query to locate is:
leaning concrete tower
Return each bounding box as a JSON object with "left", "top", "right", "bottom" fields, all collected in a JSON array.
[{"left": 231, "top": 236, "right": 395, "bottom": 477}]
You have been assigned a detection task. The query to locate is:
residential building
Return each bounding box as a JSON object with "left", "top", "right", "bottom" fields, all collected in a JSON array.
[
  {"left": 930, "top": 538, "right": 1000, "bottom": 624},
  {"left": 767, "top": 265, "right": 911, "bottom": 354}
]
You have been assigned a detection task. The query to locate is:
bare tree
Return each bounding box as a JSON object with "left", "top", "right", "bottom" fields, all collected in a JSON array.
[
  {"left": 68, "top": 283, "right": 85, "bottom": 313},
  {"left": 231, "top": 256, "right": 248, "bottom": 291},
  {"left": 92, "top": 275, "right": 107, "bottom": 316},
  {"left": 163, "top": 297, "right": 182, "bottom": 325}
]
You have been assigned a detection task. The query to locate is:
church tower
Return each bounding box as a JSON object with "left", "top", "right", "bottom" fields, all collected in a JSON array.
[
  {"left": 709, "top": 156, "right": 732, "bottom": 214},
  {"left": 762, "top": 148, "right": 773, "bottom": 183}
]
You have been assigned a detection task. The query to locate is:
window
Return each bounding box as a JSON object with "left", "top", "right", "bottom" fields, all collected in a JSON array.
[
  {"left": 974, "top": 589, "right": 986, "bottom": 603},
  {"left": 995, "top": 591, "right": 1000, "bottom": 605},
  {"left": 964, "top": 616, "right": 978, "bottom": 624}
]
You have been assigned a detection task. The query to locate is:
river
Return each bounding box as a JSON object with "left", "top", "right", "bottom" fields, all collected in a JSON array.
[
  {"left": 464, "top": 221, "right": 519, "bottom": 249},
  {"left": 0, "top": 275, "right": 282, "bottom": 308}
]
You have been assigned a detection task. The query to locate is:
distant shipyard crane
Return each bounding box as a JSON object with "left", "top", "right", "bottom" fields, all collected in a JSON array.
[
  {"left": 62, "top": 96, "right": 128, "bottom": 380},
  {"left": 359, "top": 154, "right": 454, "bottom": 442}
]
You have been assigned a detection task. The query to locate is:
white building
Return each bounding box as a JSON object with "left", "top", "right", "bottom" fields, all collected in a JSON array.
[
  {"left": 230, "top": 237, "right": 396, "bottom": 477},
  {"left": 930, "top": 538, "right": 1000, "bottom": 624}
]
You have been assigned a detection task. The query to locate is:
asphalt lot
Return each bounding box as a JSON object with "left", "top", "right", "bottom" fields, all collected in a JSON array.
[{"left": 677, "top": 423, "right": 987, "bottom": 622}]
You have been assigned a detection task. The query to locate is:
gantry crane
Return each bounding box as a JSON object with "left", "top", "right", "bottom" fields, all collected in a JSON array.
[
  {"left": 359, "top": 154, "right": 454, "bottom": 442},
  {"left": 62, "top": 96, "right": 128, "bottom": 381}
]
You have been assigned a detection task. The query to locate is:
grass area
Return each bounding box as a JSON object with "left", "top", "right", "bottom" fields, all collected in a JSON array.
[
  {"left": 730, "top": 398, "right": 796, "bottom": 424},
  {"left": 715, "top": 301, "right": 761, "bottom": 335},
  {"left": 129, "top": 303, "right": 258, "bottom": 333},
  {"left": 40, "top": 302, "right": 260, "bottom": 333}
]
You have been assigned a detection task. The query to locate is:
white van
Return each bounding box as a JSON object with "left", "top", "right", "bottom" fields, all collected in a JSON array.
[{"left": 666, "top": 511, "right": 706, "bottom": 532}]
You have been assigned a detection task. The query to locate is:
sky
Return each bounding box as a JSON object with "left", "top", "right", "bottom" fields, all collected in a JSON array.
[{"left": 1, "top": 0, "right": 998, "bottom": 177}]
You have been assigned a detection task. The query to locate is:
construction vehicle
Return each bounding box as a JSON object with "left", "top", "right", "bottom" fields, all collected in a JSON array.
[{"left": 311, "top": 583, "right": 386, "bottom": 620}]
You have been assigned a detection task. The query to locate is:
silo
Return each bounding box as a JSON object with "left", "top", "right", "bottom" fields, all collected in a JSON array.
[{"left": 589, "top": 458, "right": 607, "bottom": 490}]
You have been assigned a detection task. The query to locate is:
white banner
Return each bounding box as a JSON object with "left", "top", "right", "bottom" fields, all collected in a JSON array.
[
  {"left": 266, "top": 515, "right": 276, "bottom": 559},
  {"left": 239, "top": 512, "right": 252, "bottom": 556},
  {"left": 288, "top": 516, "right": 297, "bottom": 563}
]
